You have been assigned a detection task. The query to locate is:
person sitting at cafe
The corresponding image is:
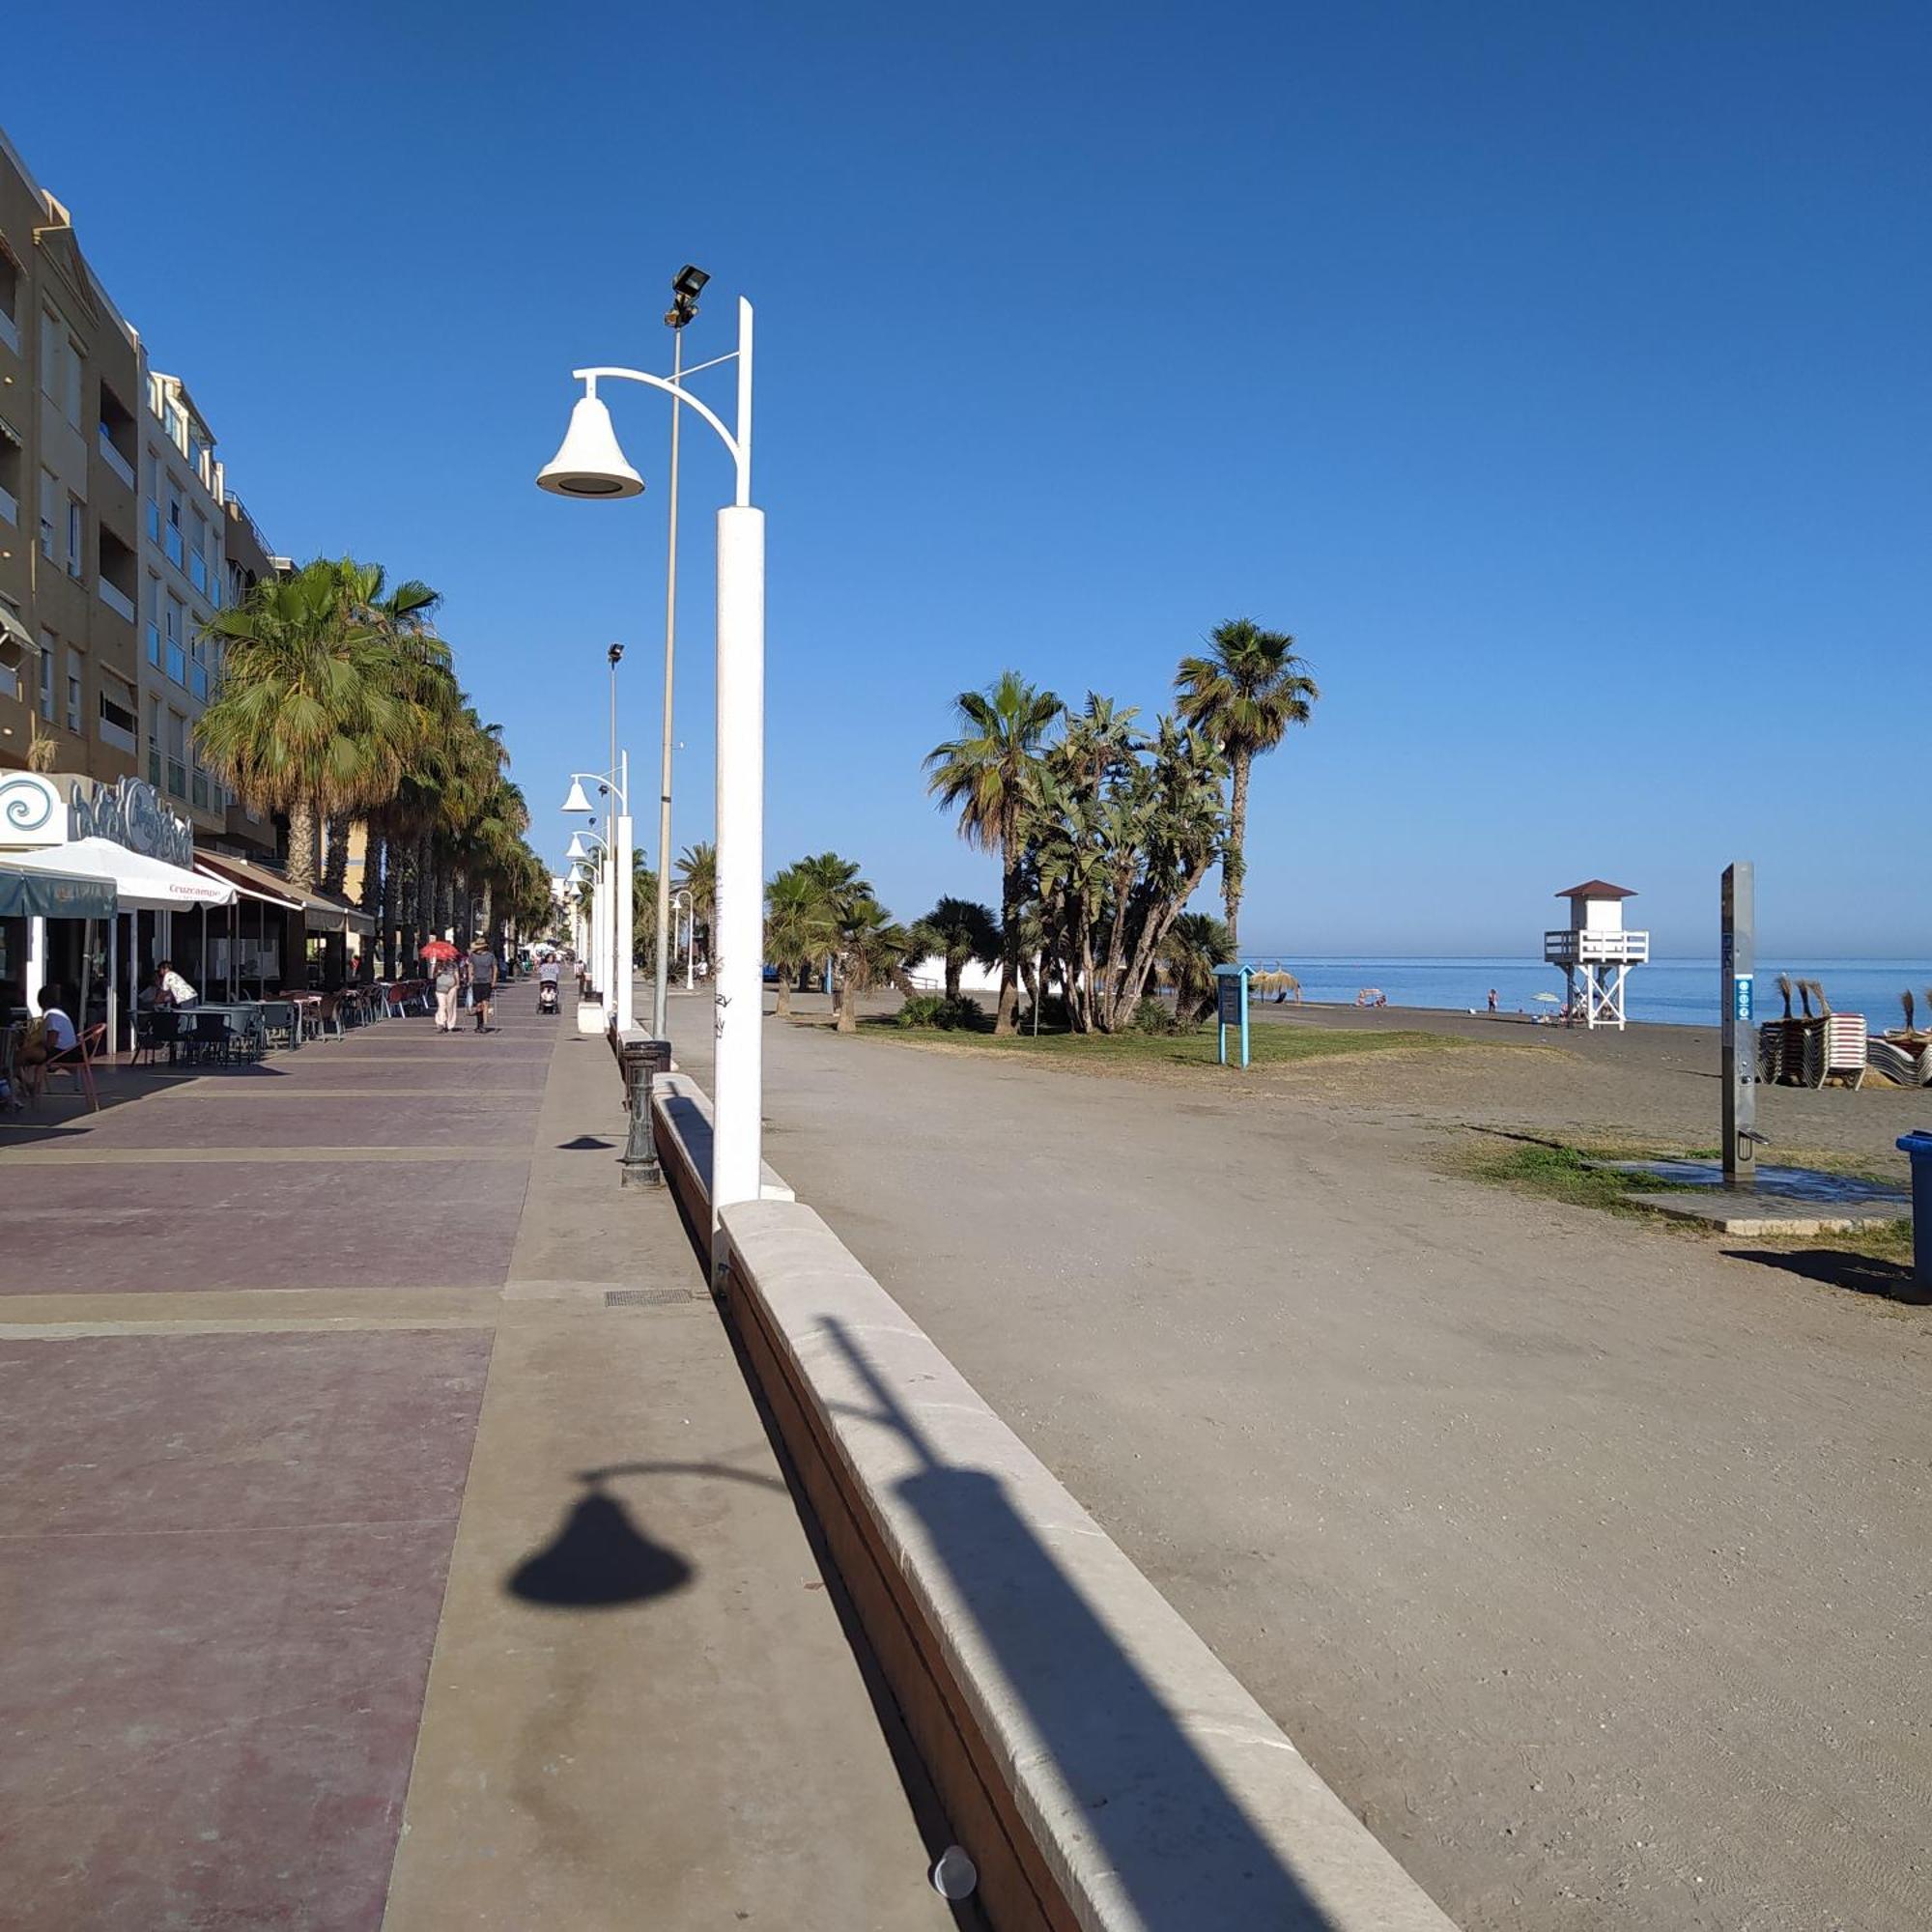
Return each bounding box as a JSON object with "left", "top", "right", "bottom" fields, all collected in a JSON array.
[
  {"left": 154, "top": 960, "right": 199, "bottom": 1009},
  {"left": 18, "top": 983, "right": 78, "bottom": 1099}
]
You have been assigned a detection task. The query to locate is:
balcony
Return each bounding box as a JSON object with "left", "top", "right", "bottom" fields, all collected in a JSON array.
[
  {"left": 98, "top": 578, "right": 135, "bottom": 623},
  {"left": 190, "top": 661, "right": 209, "bottom": 701},
  {"left": 167, "top": 641, "right": 186, "bottom": 686},
  {"left": 1545, "top": 928, "right": 1651, "bottom": 965},
  {"left": 146, "top": 623, "right": 162, "bottom": 668},
  {"left": 96, "top": 422, "right": 135, "bottom": 489},
  {"left": 189, "top": 552, "right": 207, "bottom": 595},
  {"left": 165, "top": 526, "right": 184, "bottom": 570},
  {"left": 0, "top": 309, "right": 17, "bottom": 355},
  {"left": 0, "top": 484, "right": 14, "bottom": 526},
  {"left": 167, "top": 757, "right": 186, "bottom": 798}
]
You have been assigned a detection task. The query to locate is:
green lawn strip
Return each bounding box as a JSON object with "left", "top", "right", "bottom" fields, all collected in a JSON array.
[
  {"left": 1460, "top": 1131, "right": 1918, "bottom": 1266},
  {"left": 864, "top": 1016, "right": 1465, "bottom": 1069}
]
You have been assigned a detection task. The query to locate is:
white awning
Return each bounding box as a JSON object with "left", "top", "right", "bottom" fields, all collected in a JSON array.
[{"left": 3, "top": 837, "right": 237, "bottom": 912}]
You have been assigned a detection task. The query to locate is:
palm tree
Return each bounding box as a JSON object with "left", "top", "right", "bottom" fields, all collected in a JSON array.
[
  {"left": 1174, "top": 619, "right": 1318, "bottom": 950},
  {"left": 834, "top": 896, "right": 912, "bottom": 1034},
  {"left": 925, "top": 671, "right": 1063, "bottom": 1035},
  {"left": 676, "top": 841, "right": 717, "bottom": 967},
  {"left": 766, "top": 865, "right": 835, "bottom": 1017},
  {"left": 196, "top": 561, "right": 412, "bottom": 893},
  {"left": 1159, "top": 912, "right": 1236, "bottom": 1026},
  {"left": 920, "top": 896, "right": 1000, "bottom": 1002}
]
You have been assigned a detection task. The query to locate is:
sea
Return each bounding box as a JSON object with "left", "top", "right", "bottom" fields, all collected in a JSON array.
[{"left": 1233, "top": 956, "right": 1932, "bottom": 1031}]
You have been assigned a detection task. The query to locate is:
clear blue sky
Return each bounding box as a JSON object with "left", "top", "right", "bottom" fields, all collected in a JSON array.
[{"left": 10, "top": 1, "right": 1927, "bottom": 957}]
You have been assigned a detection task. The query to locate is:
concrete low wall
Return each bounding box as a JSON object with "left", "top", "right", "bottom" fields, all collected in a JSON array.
[
  {"left": 649, "top": 1072, "right": 794, "bottom": 1230},
  {"left": 713, "top": 1196, "right": 1457, "bottom": 1931},
  {"left": 645, "top": 1082, "right": 1453, "bottom": 1928}
]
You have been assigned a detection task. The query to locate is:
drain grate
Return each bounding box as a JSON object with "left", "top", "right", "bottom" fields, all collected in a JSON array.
[{"left": 605, "top": 1287, "right": 696, "bottom": 1308}]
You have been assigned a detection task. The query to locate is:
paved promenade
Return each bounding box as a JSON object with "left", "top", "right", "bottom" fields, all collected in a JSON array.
[
  {"left": 0, "top": 987, "right": 953, "bottom": 1929},
  {"left": 672, "top": 995, "right": 1932, "bottom": 1932}
]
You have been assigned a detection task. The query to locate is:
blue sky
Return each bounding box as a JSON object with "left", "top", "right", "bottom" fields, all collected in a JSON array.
[{"left": 9, "top": 1, "right": 1927, "bottom": 956}]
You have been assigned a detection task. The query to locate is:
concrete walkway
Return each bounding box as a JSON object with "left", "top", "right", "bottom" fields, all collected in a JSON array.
[
  {"left": 671, "top": 993, "right": 1932, "bottom": 1932},
  {"left": 0, "top": 985, "right": 954, "bottom": 1929}
]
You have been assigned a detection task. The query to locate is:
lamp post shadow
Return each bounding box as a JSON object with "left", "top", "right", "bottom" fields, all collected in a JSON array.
[{"left": 820, "top": 1316, "right": 1338, "bottom": 1931}]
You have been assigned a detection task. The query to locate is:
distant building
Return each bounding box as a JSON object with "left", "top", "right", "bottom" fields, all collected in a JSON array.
[
  {"left": 135, "top": 362, "right": 229, "bottom": 840},
  {"left": 0, "top": 128, "right": 144, "bottom": 791}
]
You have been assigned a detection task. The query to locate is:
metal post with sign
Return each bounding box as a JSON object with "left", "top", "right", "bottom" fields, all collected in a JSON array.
[
  {"left": 1720, "top": 862, "right": 1756, "bottom": 1187},
  {"left": 1214, "top": 963, "right": 1252, "bottom": 1068}
]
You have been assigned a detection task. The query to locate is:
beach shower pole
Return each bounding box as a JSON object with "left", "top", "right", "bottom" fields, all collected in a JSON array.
[{"left": 1721, "top": 862, "right": 1756, "bottom": 1188}]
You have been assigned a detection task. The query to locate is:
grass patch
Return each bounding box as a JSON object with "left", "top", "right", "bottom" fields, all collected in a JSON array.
[
  {"left": 1463, "top": 1137, "right": 1691, "bottom": 1215},
  {"left": 864, "top": 1014, "right": 1464, "bottom": 1070}
]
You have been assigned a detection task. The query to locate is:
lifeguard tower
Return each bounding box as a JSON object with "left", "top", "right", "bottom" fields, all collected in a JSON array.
[{"left": 1544, "top": 880, "right": 1648, "bottom": 1030}]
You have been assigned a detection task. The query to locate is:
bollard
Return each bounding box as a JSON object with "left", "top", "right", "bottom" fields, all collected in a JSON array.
[
  {"left": 1898, "top": 1131, "right": 1932, "bottom": 1287},
  {"left": 617, "top": 1034, "right": 673, "bottom": 1188}
]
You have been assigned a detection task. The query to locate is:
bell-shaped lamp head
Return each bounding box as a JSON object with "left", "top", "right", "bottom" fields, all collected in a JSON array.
[
  {"left": 537, "top": 392, "right": 644, "bottom": 498},
  {"left": 560, "top": 778, "right": 594, "bottom": 814},
  {"left": 565, "top": 832, "right": 587, "bottom": 860}
]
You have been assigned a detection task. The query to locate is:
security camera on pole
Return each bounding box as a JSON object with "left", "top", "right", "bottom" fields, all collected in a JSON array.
[{"left": 538, "top": 282, "right": 764, "bottom": 1242}]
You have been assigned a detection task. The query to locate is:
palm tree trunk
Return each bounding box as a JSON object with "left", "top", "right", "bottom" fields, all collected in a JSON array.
[
  {"left": 995, "top": 838, "right": 1021, "bottom": 1036},
  {"left": 322, "top": 813, "right": 352, "bottom": 897},
  {"left": 945, "top": 953, "right": 964, "bottom": 1002},
  {"left": 775, "top": 973, "right": 793, "bottom": 1018},
  {"left": 1225, "top": 749, "right": 1251, "bottom": 951},
  {"left": 287, "top": 797, "right": 319, "bottom": 894},
  {"left": 836, "top": 966, "right": 856, "bottom": 1034}
]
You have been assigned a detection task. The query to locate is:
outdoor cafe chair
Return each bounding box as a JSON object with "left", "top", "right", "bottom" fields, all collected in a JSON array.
[
  {"left": 185, "top": 1010, "right": 234, "bottom": 1066},
  {"left": 1, "top": 1022, "right": 23, "bottom": 1116},
  {"left": 40, "top": 1022, "right": 105, "bottom": 1112},
  {"left": 132, "top": 1009, "right": 182, "bottom": 1069}
]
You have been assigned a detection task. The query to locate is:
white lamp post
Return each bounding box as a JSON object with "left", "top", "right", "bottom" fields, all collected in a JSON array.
[
  {"left": 560, "top": 757, "right": 634, "bottom": 1035},
  {"left": 538, "top": 296, "right": 764, "bottom": 1233},
  {"left": 670, "top": 886, "right": 696, "bottom": 989}
]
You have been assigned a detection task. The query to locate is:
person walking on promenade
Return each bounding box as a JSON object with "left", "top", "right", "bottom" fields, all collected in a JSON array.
[
  {"left": 434, "top": 955, "right": 461, "bottom": 1033},
  {"left": 468, "top": 939, "right": 498, "bottom": 1034}
]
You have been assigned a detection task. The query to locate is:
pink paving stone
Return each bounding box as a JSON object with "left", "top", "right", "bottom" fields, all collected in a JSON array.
[
  {"left": 0, "top": 1158, "right": 529, "bottom": 1294},
  {"left": 75, "top": 1097, "right": 534, "bottom": 1151},
  {"left": 0, "top": 1329, "right": 492, "bottom": 1931}
]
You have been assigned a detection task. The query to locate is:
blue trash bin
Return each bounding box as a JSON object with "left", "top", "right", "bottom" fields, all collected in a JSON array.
[{"left": 1898, "top": 1131, "right": 1932, "bottom": 1286}]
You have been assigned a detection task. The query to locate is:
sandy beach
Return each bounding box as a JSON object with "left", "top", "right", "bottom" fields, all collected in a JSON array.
[{"left": 1244, "top": 999, "right": 1924, "bottom": 1171}]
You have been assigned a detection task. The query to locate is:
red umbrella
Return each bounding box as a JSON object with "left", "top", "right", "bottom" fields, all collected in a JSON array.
[{"left": 420, "top": 939, "right": 460, "bottom": 964}]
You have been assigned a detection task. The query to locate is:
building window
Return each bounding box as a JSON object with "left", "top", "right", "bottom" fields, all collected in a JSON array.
[
  {"left": 39, "top": 309, "right": 61, "bottom": 402},
  {"left": 39, "top": 632, "right": 56, "bottom": 723},
  {"left": 0, "top": 425, "right": 19, "bottom": 522},
  {"left": 0, "top": 249, "right": 18, "bottom": 351},
  {"left": 99, "top": 683, "right": 138, "bottom": 753},
  {"left": 65, "top": 649, "right": 82, "bottom": 734},
  {"left": 165, "top": 483, "right": 184, "bottom": 569},
  {"left": 67, "top": 497, "right": 84, "bottom": 578},
  {"left": 166, "top": 708, "right": 187, "bottom": 797},
  {"left": 146, "top": 575, "right": 162, "bottom": 667},
  {"left": 146, "top": 696, "right": 161, "bottom": 786},
  {"left": 165, "top": 595, "right": 186, "bottom": 686},
  {"left": 39, "top": 469, "right": 56, "bottom": 560}
]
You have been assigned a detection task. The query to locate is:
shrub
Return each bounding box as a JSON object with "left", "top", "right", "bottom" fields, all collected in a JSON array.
[
  {"left": 895, "top": 992, "right": 983, "bottom": 1032},
  {"left": 1129, "top": 995, "right": 1181, "bottom": 1036}
]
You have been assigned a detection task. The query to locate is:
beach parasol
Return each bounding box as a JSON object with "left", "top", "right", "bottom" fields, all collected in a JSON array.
[
  {"left": 420, "top": 938, "right": 460, "bottom": 964},
  {"left": 1533, "top": 991, "right": 1560, "bottom": 1004}
]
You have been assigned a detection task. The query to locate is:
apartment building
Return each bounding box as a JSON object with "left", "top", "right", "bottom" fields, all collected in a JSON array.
[
  {"left": 0, "top": 128, "right": 144, "bottom": 786},
  {"left": 136, "top": 358, "right": 230, "bottom": 838}
]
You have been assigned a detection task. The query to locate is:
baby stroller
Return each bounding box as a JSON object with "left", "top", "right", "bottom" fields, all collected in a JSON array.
[{"left": 538, "top": 976, "right": 560, "bottom": 1016}]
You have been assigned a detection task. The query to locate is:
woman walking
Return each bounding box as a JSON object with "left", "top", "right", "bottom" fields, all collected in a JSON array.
[{"left": 434, "top": 955, "right": 461, "bottom": 1033}]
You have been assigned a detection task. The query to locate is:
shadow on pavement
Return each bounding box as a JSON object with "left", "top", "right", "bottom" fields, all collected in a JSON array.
[
  {"left": 508, "top": 1483, "right": 696, "bottom": 1608},
  {"left": 1724, "top": 1246, "right": 1930, "bottom": 1305},
  {"left": 820, "top": 1315, "right": 1334, "bottom": 1930}
]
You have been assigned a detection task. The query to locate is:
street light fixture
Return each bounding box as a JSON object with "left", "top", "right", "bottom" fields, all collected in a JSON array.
[
  {"left": 536, "top": 291, "right": 764, "bottom": 1242},
  {"left": 559, "top": 763, "right": 633, "bottom": 1033},
  {"left": 535, "top": 394, "right": 645, "bottom": 498}
]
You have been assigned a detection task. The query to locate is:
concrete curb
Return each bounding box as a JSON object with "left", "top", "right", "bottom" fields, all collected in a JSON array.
[
  {"left": 649, "top": 1072, "right": 794, "bottom": 1219},
  {"left": 716, "top": 1195, "right": 1457, "bottom": 1932}
]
